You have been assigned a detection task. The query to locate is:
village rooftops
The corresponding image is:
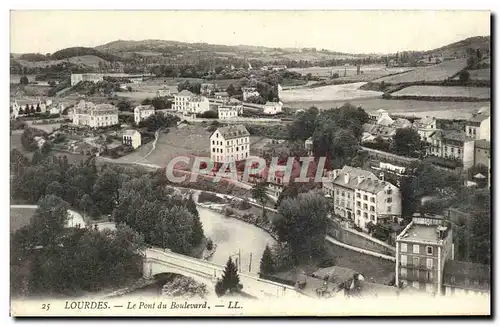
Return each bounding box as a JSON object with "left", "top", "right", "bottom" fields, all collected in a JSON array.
[
  {"left": 442, "top": 130, "right": 474, "bottom": 143},
  {"left": 328, "top": 166, "right": 393, "bottom": 193},
  {"left": 362, "top": 123, "right": 396, "bottom": 137},
  {"left": 215, "top": 125, "right": 249, "bottom": 140},
  {"left": 414, "top": 116, "right": 436, "bottom": 128},
  {"left": 177, "top": 89, "right": 195, "bottom": 97}
]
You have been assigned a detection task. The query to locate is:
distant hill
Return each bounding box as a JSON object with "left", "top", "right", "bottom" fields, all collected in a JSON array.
[
  {"left": 424, "top": 36, "right": 490, "bottom": 57},
  {"left": 51, "top": 46, "right": 120, "bottom": 62}
]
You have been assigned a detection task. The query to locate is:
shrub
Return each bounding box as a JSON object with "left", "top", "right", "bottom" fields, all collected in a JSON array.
[
  {"left": 224, "top": 207, "right": 235, "bottom": 217},
  {"left": 198, "top": 110, "right": 218, "bottom": 119},
  {"left": 206, "top": 238, "right": 214, "bottom": 251}
]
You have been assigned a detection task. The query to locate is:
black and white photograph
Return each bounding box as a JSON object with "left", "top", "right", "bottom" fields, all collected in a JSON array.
[{"left": 8, "top": 10, "right": 491, "bottom": 317}]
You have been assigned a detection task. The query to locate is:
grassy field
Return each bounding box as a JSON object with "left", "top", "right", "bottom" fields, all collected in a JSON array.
[
  {"left": 391, "top": 85, "right": 490, "bottom": 99},
  {"left": 286, "top": 97, "right": 489, "bottom": 120},
  {"left": 17, "top": 55, "right": 109, "bottom": 70},
  {"left": 280, "top": 82, "right": 383, "bottom": 102},
  {"left": 289, "top": 65, "right": 413, "bottom": 81},
  {"left": 10, "top": 207, "right": 36, "bottom": 232},
  {"left": 374, "top": 59, "right": 468, "bottom": 83},
  {"left": 467, "top": 68, "right": 490, "bottom": 81}
]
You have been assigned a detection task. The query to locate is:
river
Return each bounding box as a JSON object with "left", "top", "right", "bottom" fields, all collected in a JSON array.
[{"left": 197, "top": 206, "right": 275, "bottom": 274}]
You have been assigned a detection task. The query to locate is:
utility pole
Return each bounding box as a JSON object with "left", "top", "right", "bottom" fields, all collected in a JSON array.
[
  {"left": 238, "top": 249, "right": 241, "bottom": 271},
  {"left": 248, "top": 253, "right": 252, "bottom": 272}
]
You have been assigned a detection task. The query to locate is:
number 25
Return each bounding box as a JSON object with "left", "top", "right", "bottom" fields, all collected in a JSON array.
[{"left": 42, "top": 304, "right": 50, "bottom": 311}]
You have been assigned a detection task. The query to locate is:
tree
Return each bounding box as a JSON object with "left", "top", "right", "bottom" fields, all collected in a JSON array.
[
  {"left": 459, "top": 70, "right": 470, "bottom": 83},
  {"left": 221, "top": 257, "right": 242, "bottom": 293},
  {"left": 251, "top": 182, "right": 268, "bottom": 218},
  {"left": 31, "top": 195, "right": 70, "bottom": 246},
  {"left": 206, "top": 238, "right": 214, "bottom": 251},
  {"left": 288, "top": 107, "right": 319, "bottom": 141},
  {"left": 36, "top": 103, "right": 41, "bottom": 113},
  {"left": 273, "top": 192, "right": 329, "bottom": 262},
  {"left": 141, "top": 98, "right": 152, "bottom": 106},
  {"left": 79, "top": 193, "right": 93, "bottom": 218},
  {"left": 20, "top": 75, "right": 29, "bottom": 85},
  {"left": 259, "top": 245, "right": 275, "bottom": 275},
  {"left": 392, "top": 128, "right": 422, "bottom": 157}
]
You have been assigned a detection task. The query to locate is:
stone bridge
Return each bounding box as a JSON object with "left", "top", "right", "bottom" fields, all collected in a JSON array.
[{"left": 144, "top": 248, "right": 304, "bottom": 299}]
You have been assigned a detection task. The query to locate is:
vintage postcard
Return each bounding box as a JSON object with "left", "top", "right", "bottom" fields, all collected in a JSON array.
[{"left": 9, "top": 10, "right": 491, "bottom": 317}]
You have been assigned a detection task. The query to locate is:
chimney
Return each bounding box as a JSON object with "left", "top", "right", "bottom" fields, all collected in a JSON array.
[
  {"left": 379, "top": 172, "right": 384, "bottom": 181},
  {"left": 332, "top": 169, "right": 339, "bottom": 180},
  {"left": 357, "top": 176, "right": 365, "bottom": 185},
  {"left": 344, "top": 173, "right": 350, "bottom": 184}
]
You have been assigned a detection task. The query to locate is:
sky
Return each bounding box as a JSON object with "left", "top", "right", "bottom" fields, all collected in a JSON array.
[{"left": 10, "top": 10, "right": 491, "bottom": 54}]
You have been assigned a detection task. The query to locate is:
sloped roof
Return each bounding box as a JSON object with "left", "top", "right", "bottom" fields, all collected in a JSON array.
[
  {"left": 415, "top": 116, "right": 435, "bottom": 128},
  {"left": 135, "top": 105, "right": 154, "bottom": 111},
  {"left": 123, "top": 129, "right": 140, "bottom": 136},
  {"left": 391, "top": 118, "right": 412, "bottom": 129},
  {"left": 474, "top": 139, "right": 490, "bottom": 150},
  {"left": 215, "top": 125, "right": 249, "bottom": 140},
  {"left": 442, "top": 131, "right": 474, "bottom": 143},
  {"left": 468, "top": 114, "right": 489, "bottom": 124},
  {"left": 177, "top": 89, "right": 195, "bottom": 97},
  {"left": 362, "top": 123, "right": 396, "bottom": 137}
]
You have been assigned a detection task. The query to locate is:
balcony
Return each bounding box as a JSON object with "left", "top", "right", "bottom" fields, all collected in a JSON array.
[
  {"left": 399, "top": 263, "right": 433, "bottom": 271},
  {"left": 400, "top": 272, "right": 433, "bottom": 283}
]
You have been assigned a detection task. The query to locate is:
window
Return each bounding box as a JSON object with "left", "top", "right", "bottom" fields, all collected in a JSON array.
[
  {"left": 357, "top": 193, "right": 361, "bottom": 198},
  {"left": 342, "top": 191, "right": 345, "bottom": 197},
  {"left": 386, "top": 189, "right": 392, "bottom": 195},
  {"left": 357, "top": 201, "right": 361, "bottom": 207},
  {"left": 347, "top": 193, "right": 351, "bottom": 199},
  {"left": 363, "top": 195, "right": 368, "bottom": 201},
  {"left": 400, "top": 267, "right": 407, "bottom": 278},
  {"left": 412, "top": 256, "right": 419, "bottom": 267},
  {"left": 400, "top": 255, "right": 407, "bottom": 266},
  {"left": 335, "top": 199, "right": 339, "bottom": 205},
  {"left": 426, "top": 258, "right": 433, "bottom": 269},
  {"left": 336, "top": 190, "right": 339, "bottom": 195},
  {"left": 227, "top": 141, "right": 229, "bottom": 146},
  {"left": 413, "top": 244, "right": 419, "bottom": 254},
  {"left": 401, "top": 243, "right": 407, "bottom": 252},
  {"left": 370, "top": 206, "right": 375, "bottom": 212},
  {"left": 370, "top": 197, "right": 375, "bottom": 203},
  {"left": 212, "top": 148, "right": 215, "bottom": 152},
  {"left": 236, "top": 146, "right": 239, "bottom": 151},
  {"left": 388, "top": 206, "right": 392, "bottom": 212},
  {"left": 357, "top": 210, "right": 361, "bottom": 216},
  {"left": 426, "top": 246, "right": 433, "bottom": 255},
  {"left": 387, "top": 197, "right": 392, "bottom": 203},
  {"left": 370, "top": 215, "right": 375, "bottom": 221},
  {"left": 363, "top": 212, "right": 368, "bottom": 218},
  {"left": 363, "top": 203, "right": 368, "bottom": 209}
]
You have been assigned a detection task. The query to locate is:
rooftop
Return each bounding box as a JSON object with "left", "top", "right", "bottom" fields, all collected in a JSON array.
[
  {"left": 474, "top": 139, "right": 490, "bottom": 150},
  {"left": 467, "top": 114, "right": 489, "bottom": 124},
  {"left": 442, "top": 130, "right": 474, "bottom": 143},
  {"left": 123, "top": 129, "right": 140, "bottom": 136},
  {"left": 414, "top": 116, "right": 435, "bottom": 128},
  {"left": 135, "top": 105, "right": 154, "bottom": 111},
  {"left": 215, "top": 124, "right": 250, "bottom": 140},
  {"left": 401, "top": 224, "right": 441, "bottom": 243},
  {"left": 362, "top": 123, "right": 396, "bottom": 137},
  {"left": 328, "top": 166, "right": 393, "bottom": 193},
  {"left": 177, "top": 89, "right": 195, "bottom": 97}
]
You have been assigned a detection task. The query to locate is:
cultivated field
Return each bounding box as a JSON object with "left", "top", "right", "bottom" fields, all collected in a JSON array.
[
  {"left": 16, "top": 55, "right": 109, "bottom": 69},
  {"left": 286, "top": 97, "right": 489, "bottom": 120},
  {"left": 280, "top": 82, "right": 383, "bottom": 102},
  {"left": 391, "top": 85, "right": 490, "bottom": 99},
  {"left": 289, "top": 64, "right": 413, "bottom": 81},
  {"left": 374, "top": 59, "right": 468, "bottom": 83}
]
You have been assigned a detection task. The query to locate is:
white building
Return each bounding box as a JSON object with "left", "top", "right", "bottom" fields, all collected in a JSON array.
[
  {"left": 49, "top": 103, "right": 65, "bottom": 116},
  {"left": 72, "top": 100, "right": 118, "bottom": 128},
  {"left": 134, "top": 105, "right": 155, "bottom": 125},
  {"left": 174, "top": 90, "right": 210, "bottom": 114},
  {"left": 70, "top": 73, "right": 104, "bottom": 86},
  {"left": 263, "top": 101, "right": 283, "bottom": 115},
  {"left": 323, "top": 166, "right": 402, "bottom": 231},
  {"left": 242, "top": 87, "right": 260, "bottom": 101},
  {"left": 217, "top": 105, "right": 239, "bottom": 120},
  {"left": 465, "top": 114, "right": 490, "bottom": 141},
  {"left": 414, "top": 116, "right": 438, "bottom": 143},
  {"left": 122, "top": 130, "right": 142, "bottom": 149},
  {"left": 210, "top": 125, "right": 250, "bottom": 163}
]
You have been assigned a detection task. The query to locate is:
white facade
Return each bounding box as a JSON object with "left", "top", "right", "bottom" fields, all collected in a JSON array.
[
  {"left": 174, "top": 90, "right": 210, "bottom": 114},
  {"left": 218, "top": 106, "right": 239, "bottom": 120},
  {"left": 323, "top": 166, "right": 402, "bottom": 231},
  {"left": 123, "top": 130, "right": 142, "bottom": 149},
  {"left": 72, "top": 100, "right": 118, "bottom": 128},
  {"left": 134, "top": 105, "right": 155, "bottom": 125},
  {"left": 465, "top": 115, "right": 490, "bottom": 141},
  {"left": 415, "top": 117, "right": 438, "bottom": 143},
  {"left": 71, "top": 73, "right": 104, "bottom": 86},
  {"left": 263, "top": 101, "right": 283, "bottom": 115},
  {"left": 210, "top": 125, "right": 250, "bottom": 163}
]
